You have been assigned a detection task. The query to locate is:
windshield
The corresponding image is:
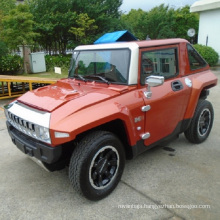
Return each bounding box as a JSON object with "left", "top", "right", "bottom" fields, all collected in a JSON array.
[{"left": 69, "top": 49, "right": 130, "bottom": 84}]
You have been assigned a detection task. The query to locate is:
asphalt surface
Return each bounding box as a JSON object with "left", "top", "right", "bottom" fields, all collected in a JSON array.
[{"left": 0, "top": 71, "right": 220, "bottom": 220}]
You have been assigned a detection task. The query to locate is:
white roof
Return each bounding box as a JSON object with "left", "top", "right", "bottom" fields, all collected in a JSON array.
[
  {"left": 75, "top": 42, "right": 139, "bottom": 51},
  {"left": 190, "top": 0, "right": 220, "bottom": 12}
]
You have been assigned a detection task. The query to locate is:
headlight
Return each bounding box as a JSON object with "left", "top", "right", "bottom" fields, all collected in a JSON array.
[{"left": 34, "top": 125, "right": 51, "bottom": 144}]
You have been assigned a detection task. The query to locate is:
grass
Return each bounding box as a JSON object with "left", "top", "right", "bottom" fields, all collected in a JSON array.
[
  {"left": 0, "top": 69, "right": 69, "bottom": 87},
  {"left": 17, "top": 68, "right": 69, "bottom": 79}
]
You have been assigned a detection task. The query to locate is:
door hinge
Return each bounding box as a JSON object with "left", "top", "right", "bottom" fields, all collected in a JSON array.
[
  {"left": 142, "top": 105, "right": 151, "bottom": 112},
  {"left": 141, "top": 132, "right": 150, "bottom": 140}
]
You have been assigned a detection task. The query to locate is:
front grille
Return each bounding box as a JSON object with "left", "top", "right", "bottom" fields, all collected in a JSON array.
[
  {"left": 7, "top": 111, "right": 37, "bottom": 138},
  {"left": 4, "top": 101, "right": 51, "bottom": 144}
]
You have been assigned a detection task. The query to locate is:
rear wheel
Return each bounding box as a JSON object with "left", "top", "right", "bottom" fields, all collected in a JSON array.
[
  {"left": 184, "top": 99, "right": 214, "bottom": 143},
  {"left": 69, "top": 131, "right": 125, "bottom": 201}
]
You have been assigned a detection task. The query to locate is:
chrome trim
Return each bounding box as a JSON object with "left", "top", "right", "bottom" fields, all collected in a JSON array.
[
  {"left": 185, "top": 77, "right": 192, "bottom": 87},
  {"left": 141, "top": 132, "right": 150, "bottom": 140},
  {"left": 145, "top": 76, "right": 164, "bottom": 87},
  {"left": 5, "top": 101, "right": 51, "bottom": 144},
  {"left": 144, "top": 76, "right": 164, "bottom": 99},
  {"left": 144, "top": 91, "right": 152, "bottom": 99},
  {"left": 6, "top": 101, "right": 50, "bottom": 128},
  {"left": 142, "top": 105, "right": 151, "bottom": 112}
]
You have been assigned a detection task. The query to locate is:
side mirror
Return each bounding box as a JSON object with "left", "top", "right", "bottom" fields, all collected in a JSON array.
[{"left": 144, "top": 75, "right": 164, "bottom": 99}]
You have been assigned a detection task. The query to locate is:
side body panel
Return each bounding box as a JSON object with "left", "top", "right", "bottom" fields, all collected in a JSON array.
[
  {"left": 142, "top": 78, "right": 191, "bottom": 146},
  {"left": 183, "top": 70, "right": 217, "bottom": 119},
  {"left": 49, "top": 88, "right": 145, "bottom": 146}
]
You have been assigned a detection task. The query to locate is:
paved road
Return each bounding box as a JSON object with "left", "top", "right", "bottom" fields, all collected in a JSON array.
[{"left": 0, "top": 71, "right": 219, "bottom": 220}]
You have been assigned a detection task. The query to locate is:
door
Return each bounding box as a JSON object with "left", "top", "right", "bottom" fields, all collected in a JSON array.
[
  {"left": 30, "top": 52, "right": 46, "bottom": 73},
  {"left": 140, "top": 45, "right": 191, "bottom": 146}
]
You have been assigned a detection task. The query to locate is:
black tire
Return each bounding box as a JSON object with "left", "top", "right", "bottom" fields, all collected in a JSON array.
[
  {"left": 184, "top": 99, "right": 214, "bottom": 144},
  {"left": 69, "top": 131, "right": 125, "bottom": 201}
]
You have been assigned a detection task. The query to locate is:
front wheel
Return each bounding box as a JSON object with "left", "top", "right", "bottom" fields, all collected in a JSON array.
[
  {"left": 184, "top": 99, "right": 214, "bottom": 144},
  {"left": 69, "top": 131, "right": 125, "bottom": 201}
]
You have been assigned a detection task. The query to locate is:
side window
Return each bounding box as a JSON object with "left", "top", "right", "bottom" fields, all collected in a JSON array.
[
  {"left": 187, "top": 44, "right": 207, "bottom": 70},
  {"left": 141, "top": 48, "right": 178, "bottom": 85}
]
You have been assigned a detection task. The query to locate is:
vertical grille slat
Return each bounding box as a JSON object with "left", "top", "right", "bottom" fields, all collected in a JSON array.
[{"left": 8, "top": 112, "right": 36, "bottom": 138}]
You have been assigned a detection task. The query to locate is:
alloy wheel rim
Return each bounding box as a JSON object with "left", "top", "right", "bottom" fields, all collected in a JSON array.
[
  {"left": 197, "top": 108, "right": 211, "bottom": 137},
  {"left": 89, "top": 146, "right": 119, "bottom": 190}
]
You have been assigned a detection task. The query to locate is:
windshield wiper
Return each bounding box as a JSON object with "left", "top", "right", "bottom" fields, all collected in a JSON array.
[
  {"left": 70, "top": 74, "right": 87, "bottom": 82},
  {"left": 84, "top": 75, "right": 110, "bottom": 85}
]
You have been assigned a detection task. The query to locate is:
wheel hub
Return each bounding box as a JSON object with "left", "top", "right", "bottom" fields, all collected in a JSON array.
[{"left": 97, "top": 158, "right": 108, "bottom": 174}]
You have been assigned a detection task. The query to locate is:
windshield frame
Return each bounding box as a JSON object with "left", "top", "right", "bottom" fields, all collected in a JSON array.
[{"left": 68, "top": 48, "right": 131, "bottom": 85}]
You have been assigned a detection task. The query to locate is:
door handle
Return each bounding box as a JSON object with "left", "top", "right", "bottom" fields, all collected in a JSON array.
[{"left": 171, "top": 80, "right": 183, "bottom": 91}]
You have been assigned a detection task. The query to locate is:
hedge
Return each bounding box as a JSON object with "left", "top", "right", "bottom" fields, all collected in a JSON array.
[
  {"left": 45, "top": 54, "right": 72, "bottom": 72},
  {"left": 0, "top": 54, "right": 72, "bottom": 74},
  {"left": 0, "top": 55, "right": 23, "bottom": 74},
  {"left": 193, "top": 44, "right": 219, "bottom": 66}
]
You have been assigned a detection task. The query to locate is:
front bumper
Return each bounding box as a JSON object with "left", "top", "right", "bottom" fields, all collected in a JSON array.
[{"left": 6, "top": 121, "right": 62, "bottom": 164}]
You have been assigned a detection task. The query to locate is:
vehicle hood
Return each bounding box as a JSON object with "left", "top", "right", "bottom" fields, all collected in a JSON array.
[{"left": 17, "top": 78, "right": 129, "bottom": 112}]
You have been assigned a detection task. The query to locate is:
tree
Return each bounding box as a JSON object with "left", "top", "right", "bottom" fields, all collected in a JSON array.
[
  {"left": 173, "top": 6, "right": 199, "bottom": 41},
  {"left": 120, "top": 4, "right": 199, "bottom": 41},
  {"left": 0, "top": 0, "right": 16, "bottom": 16},
  {"left": 120, "top": 5, "right": 176, "bottom": 40},
  {"left": 145, "top": 5, "right": 199, "bottom": 40},
  {"left": 80, "top": 0, "right": 122, "bottom": 33},
  {"left": 28, "top": 0, "right": 123, "bottom": 53},
  {"left": 28, "top": 0, "right": 77, "bottom": 54},
  {"left": 81, "top": 0, "right": 124, "bottom": 41},
  {"left": 2, "top": 4, "right": 38, "bottom": 73},
  {"left": 0, "top": 41, "right": 8, "bottom": 57},
  {"left": 121, "top": 9, "right": 148, "bottom": 40},
  {"left": 69, "top": 13, "right": 98, "bottom": 45},
  {"left": 145, "top": 4, "right": 176, "bottom": 39},
  {"left": 0, "top": 0, "right": 16, "bottom": 35}
]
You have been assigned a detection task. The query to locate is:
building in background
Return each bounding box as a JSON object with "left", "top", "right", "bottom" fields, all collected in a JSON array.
[
  {"left": 191, "top": 0, "right": 220, "bottom": 62},
  {"left": 16, "top": 0, "right": 24, "bottom": 5}
]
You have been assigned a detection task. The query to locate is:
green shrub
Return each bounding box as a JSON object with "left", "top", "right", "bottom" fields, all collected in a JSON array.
[
  {"left": 45, "top": 54, "right": 72, "bottom": 72},
  {"left": 0, "top": 41, "right": 9, "bottom": 57},
  {"left": 193, "top": 44, "right": 219, "bottom": 66},
  {"left": 0, "top": 55, "right": 22, "bottom": 74}
]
